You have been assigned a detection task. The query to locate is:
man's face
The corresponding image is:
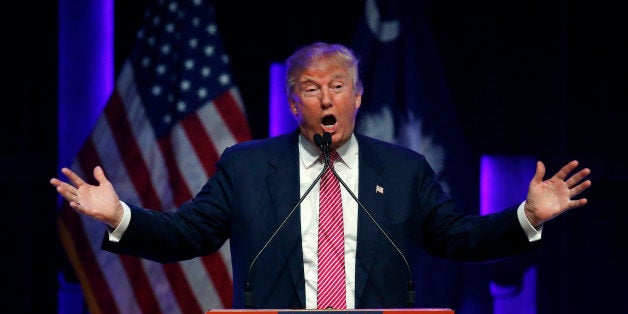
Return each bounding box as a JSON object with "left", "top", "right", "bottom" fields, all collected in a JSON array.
[{"left": 289, "top": 58, "right": 362, "bottom": 151}]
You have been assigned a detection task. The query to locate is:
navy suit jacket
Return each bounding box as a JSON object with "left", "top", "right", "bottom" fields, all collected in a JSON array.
[{"left": 103, "top": 131, "right": 536, "bottom": 309}]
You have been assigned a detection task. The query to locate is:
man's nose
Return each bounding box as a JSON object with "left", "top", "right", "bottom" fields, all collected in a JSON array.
[{"left": 320, "top": 88, "right": 332, "bottom": 107}]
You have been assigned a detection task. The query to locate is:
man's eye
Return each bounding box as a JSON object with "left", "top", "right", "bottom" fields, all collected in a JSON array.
[{"left": 302, "top": 87, "right": 318, "bottom": 95}]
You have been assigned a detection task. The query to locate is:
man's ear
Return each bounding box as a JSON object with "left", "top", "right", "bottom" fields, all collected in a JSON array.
[
  {"left": 289, "top": 96, "right": 298, "bottom": 116},
  {"left": 354, "top": 93, "right": 362, "bottom": 110}
]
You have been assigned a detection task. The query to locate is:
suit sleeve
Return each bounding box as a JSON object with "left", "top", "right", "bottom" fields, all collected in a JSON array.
[
  {"left": 101, "top": 146, "right": 238, "bottom": 263},
  {"left": 415, "top": 156, "right": 538, "bottom": 262}
]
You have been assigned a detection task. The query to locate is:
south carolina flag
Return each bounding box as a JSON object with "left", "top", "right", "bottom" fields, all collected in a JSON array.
[{"left": 353, "top": 0, "right": 492, "bottom": 313}]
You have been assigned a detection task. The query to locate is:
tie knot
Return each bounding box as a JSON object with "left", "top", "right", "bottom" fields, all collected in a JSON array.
[{"left": 328, "top": 150, "right": 339, "bottom": 163}]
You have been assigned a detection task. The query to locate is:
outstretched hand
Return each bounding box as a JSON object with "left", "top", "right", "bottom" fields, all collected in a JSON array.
[
  {"left": 50, "top": 166, "right": 123, "bottom": 228},
  {"left": 524, "top": 160, "right": 591, "bottom": 227}
]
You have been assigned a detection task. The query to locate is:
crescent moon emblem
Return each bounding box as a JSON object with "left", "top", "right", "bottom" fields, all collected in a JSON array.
[{"left": 365, "top": 0, "right": 400, "bottom": 42}]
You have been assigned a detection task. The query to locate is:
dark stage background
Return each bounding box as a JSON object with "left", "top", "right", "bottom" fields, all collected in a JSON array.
[{"left": 3, "top": 0, "right": 626, "bottom": 312}]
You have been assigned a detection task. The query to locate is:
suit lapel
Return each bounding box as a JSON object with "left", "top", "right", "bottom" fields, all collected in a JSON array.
[
  {"left": 354, "top": 135, "right": 387, "bottom": 307},
  {"left": 265, "top": 131, "right": 306, "bottom": 307}
]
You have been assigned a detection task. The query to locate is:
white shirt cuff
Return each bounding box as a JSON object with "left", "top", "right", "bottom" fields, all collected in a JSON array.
[
  {"left": 517, "top": 201, "right": 543, "bottom": 242},
  {"left": 107, "top": 201, "right": 131, "bottom": 242}
]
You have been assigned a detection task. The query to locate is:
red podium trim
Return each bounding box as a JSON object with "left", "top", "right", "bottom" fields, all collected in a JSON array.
[{"left": 208, "top": 309, "right": 454, "bottom": 314}]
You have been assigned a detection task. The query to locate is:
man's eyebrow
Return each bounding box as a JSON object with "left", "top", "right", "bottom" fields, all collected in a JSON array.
[
  {"left": 297, "top": 78, "right": 320, "bottom": 90},
  {"left": 298, "top": 72, "right": 347, "bottom": 85},
  {"left": 330, "top": 73, "right": 347, "bottom": 81},
  {"left": 298, "top": 76, "right": 317, "bottom": 84}
]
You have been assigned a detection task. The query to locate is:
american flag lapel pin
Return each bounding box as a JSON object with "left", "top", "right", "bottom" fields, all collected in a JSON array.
[{"left": 375, "top": 185, "right": 384, "bottom": 194}]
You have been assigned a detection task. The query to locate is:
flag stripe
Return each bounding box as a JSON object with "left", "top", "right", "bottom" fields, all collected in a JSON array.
[
  {"left": 121, "top": 56, "right": 230, "bottom": 314},
  {"left": 74, "top": 139, "right": 129, "bottom": 313},
  {"left": 170, "top": 105, "right": 234, "bottom": 309},
  {"left": 119, "top": 257, "right": 162, "bottom": 313},
  {"left": 106, "top": 90, "right": 204, "bottom": 313},
  {"left": 102, "top": 93, "right": 196, "bottom": 314},
  {"left": 180, "top": 111, "right": 220, "bottom": 176},
  {"left": 78, "top": 139, "right": 147, "bottom": 313},
  {"left": 158, "top": 137, "right": 193, "bottom": 205},
  {"left": 117, "top": 63, "right": 202, "bottom": 312},
  {"left": 161, "top": 264, "right": 203, "bottom": 313},
  {"left": 213, "top": 91, "right": 252, "bottom": 143},
  {"left": 198, "top": 99, "right": 237, "bottom": 162},
  {"left": 104, "top": 91, "right": 163, "bottom": 209},
  {"left": 112, "top": 64, "right": 193, "bottom": 313},
  {"left": 59, "top": 209, "right": 118, "bottom": 314},
  {"left": 178, "top": 258, "right": 216, "bottom": 311},
  {"left": 141, "top": 260, "right": 181, "bottom": 313},
  {"left": 200, "top": 251, "right": 234, "bottom": 307},
  {"left": 170, "top": 121, "right": 211, "bottom": 193},
  {"left": 90, "top": 117, "right": 183, "bottom": 314},
  {"left": 117, "top": 61, "right": 176, "bottom": 211}
]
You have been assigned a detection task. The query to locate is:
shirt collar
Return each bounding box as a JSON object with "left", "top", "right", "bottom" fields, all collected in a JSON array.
[{"left": 299, "top": 133, "right": 358, "bottom": 169}]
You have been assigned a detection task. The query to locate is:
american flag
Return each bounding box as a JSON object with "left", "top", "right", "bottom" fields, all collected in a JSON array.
[{"left": 57, "top": 0, "right": 251, "bottom": 312}]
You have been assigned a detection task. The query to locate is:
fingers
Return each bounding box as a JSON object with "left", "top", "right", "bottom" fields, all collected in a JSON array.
[
  {"left": 49, "top": 177, "right": 64, "bottom": 189},
  {"left": 61, "top": 167, "right": 87, "bottom": 187},
  {"left": 556, "top": 160, "right": 591, "bottom": 198},
  {"left": 565, "top": 167, "right": 591, "bottom": 188},
  {"left": 551, "top": 160, "right": 592, "bottom": 204},
  {"left": 50, "top": 178, "right": 79, "bottom": 203},
  {"left": 569, "top": 198, "right": 588, "bottom": 209},
  {"left": 68, "top": 201, "right": 91, "bottom": 216},
  {"left": 531, "top": 161, "right": 546, "bottom": 184},
  {"left": 51, "top": 166, "right": 100, "bottom": 205},
  {"left": 570, "top": 179, "right": 592, "bottom": 198},
  {"left": 50, "top": 168, "right": 83, "bottom": 198},
  {"left": 52, "top": 178, "right": 76, "bottom": 194},
  {"left": 93, "top": 166, "right": 109, "bottom": 185},
  {"left": 68, "top": 200, "right": 82, "bottom": 211},
  {"left": 553, "top": 160, "right": 579, "bottom": 181}
]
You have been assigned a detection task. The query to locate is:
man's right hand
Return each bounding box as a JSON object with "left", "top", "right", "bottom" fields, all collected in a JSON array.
[{"left": 50, "top": 166, "right": 123, "bottom": 228}]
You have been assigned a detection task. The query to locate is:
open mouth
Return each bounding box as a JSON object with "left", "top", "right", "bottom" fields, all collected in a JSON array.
[{"left": 321, "top": 115, "right": 337, "bottom": 132}]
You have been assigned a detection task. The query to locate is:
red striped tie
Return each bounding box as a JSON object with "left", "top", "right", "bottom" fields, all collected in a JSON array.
[{"left": 317, "top": 150, "right": 346, "bottom": 309}]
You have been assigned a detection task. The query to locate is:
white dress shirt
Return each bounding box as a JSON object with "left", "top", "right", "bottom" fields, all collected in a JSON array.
[{"left": 298, "top": 133, "right": 359, "bottom": 309}]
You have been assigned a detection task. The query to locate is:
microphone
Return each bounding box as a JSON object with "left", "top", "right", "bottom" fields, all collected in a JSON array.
[
  {"left": 320, "top": 132, "right": 415, "bottom": 308},
  {"left": 314, "top": 132, "right": 331, "bottom": 165},
  {"left": 244, "top": 134, "right": 331, "bottom": 309}
]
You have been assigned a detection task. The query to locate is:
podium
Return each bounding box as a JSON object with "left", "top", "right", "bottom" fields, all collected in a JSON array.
[{"left": 208, "top": 310, "right": 454, "bottom": 314}]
